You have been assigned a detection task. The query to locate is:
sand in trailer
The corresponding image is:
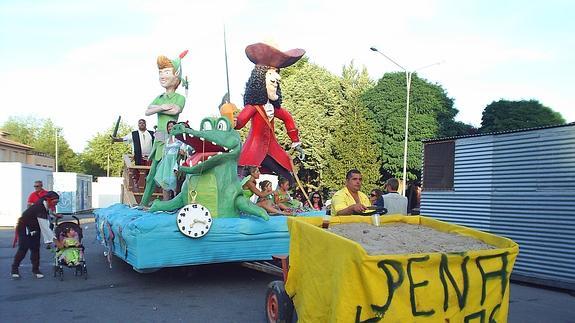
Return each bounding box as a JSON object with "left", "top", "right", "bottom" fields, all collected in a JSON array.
[{"left": 328, "top": 222, "right": 495, "bottom": 255}]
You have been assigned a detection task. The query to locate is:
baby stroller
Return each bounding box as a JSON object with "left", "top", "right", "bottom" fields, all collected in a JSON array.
[{"left": 53, "top": 216, "right": 87, "bottom": 280}]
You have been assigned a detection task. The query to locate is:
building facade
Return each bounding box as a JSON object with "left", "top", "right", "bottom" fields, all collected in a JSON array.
[{"left": 0, "top": 131, "right": 55, "bottom": 170}]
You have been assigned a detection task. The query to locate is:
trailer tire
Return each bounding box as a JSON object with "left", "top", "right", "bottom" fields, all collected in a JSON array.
[{"left": 265, "top": 280, "right": 294, "bottom": 323}]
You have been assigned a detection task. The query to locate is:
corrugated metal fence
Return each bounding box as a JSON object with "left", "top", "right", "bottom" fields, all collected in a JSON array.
[{"left": 421, "top": 124, "right": 575, "bottom": 289}]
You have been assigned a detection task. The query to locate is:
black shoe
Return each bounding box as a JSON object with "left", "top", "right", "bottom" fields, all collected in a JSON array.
[{"left": 11, "top": 269, "right": 20, "bottom": 279}]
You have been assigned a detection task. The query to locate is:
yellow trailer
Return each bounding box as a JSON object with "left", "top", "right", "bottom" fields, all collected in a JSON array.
[{"left": 266, "top": 215, "right": 519, "bottom": 323}]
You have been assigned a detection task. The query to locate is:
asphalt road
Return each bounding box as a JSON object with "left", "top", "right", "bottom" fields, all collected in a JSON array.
[{"left": 1, "top": 216, "right": 574, "bottom": 323}]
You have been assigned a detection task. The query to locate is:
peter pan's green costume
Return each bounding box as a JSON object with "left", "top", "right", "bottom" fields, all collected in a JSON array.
[
  {"left": 149, "top": 93, "right": 185, "bottom": 160},
  {"left": 141, "top": 51, "right": 188, "bottom": 206}
]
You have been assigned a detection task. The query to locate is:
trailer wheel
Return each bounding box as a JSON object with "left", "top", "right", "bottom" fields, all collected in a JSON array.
[{"left": 265, "top": 280, "right": 293, "bottom": 323}]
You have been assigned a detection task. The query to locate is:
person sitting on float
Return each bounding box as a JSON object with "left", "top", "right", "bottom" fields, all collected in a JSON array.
[
  {"left": 241, "top": 166, "right": 291, "bottom": 216},
  {"left": 234, "top": 42, "right": 305, "bottom": 185},
  {"left": 331, "top": 169, "right": 371, "bottom": 215},
  {"left": 153, "top": 120, "right": 185, "bottom": 200},
  {"left": 369, "top": 188, "right": 384, "bottom": 205},
  {"left": 258, "top": 180, "right": 291, "bottom": 215},
  {"left": 367, "top": 188, "right": 388, "bottom": 215},
  {"left": 274, "top": 177, "right": 302, "bottom": 211},
  {"left": 304, "top": 191, "right": 324, "bottom": 211}
]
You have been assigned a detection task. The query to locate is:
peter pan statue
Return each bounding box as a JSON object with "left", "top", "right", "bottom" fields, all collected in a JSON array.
[{"left": 141, "top": 50, "right": 188, "bottom": 206}]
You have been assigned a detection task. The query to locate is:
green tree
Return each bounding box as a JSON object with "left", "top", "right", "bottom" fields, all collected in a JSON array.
[
  {"left": 479, "top": 99, "right": 565, "bottom": 133},
  {"left": 362, "top": 72, "right": 464, "bottom": 181},
  {"left": 280, "top": 56, "right": 309, "bottom": 79},
  {"left": 277, "top": 60, "right": 382, "bottom": 193},
  {"left": 278, "top": 60, "right": 347, "bottom": 192},
  {"left": 34, "top": 119, "right": 82, "bottom": 172},
  {"left": 323, "top": 62, "right": 380, "bottom": 191},
  {"left": 1, "top": 116, "right": 80, "bottom": 172},
  {"left": 440, "top": 120, "right": 478, "bottom": 137},
  {"left": 81, "top": 122, "right": 133, "bottom": 177},
  {"left": 1, "top": 116, "right": 39, "bottom": 145}
]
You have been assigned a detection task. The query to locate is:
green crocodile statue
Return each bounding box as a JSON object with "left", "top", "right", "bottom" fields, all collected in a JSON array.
[{"left": 148, "top": 117, "right": 269, "bottom": 220}]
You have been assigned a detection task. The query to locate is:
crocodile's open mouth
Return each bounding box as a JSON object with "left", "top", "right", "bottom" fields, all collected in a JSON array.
[{"left": 175, "top": 132, "right": 236, "bottom": 167}]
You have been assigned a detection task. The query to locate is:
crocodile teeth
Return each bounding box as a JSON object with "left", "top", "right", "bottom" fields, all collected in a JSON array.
[
  {"left": 211, "top": 141, "right": 217, "bottom": 146},
  {"left": 182, "top": 133, "right": 187, "bottom": 140},
  {"left": 197, "top": 161, "right": 202, "bottom": 165},
  {"left": 199, "top": 137, "right": 205, "bottom": 141},
  {"left": 217, "top": 152, "right": 223, "bottom": 155},
  {"left": 207, "top": 156, "right": 212, "bottom": 160},
  {"left": 223, "top": 147, "right": 229, "bottom": 151}
]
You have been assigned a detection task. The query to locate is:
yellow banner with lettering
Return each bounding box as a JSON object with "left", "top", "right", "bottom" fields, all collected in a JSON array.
[{"left": 285, "top": 215, "right": 519, "bottom": 323}]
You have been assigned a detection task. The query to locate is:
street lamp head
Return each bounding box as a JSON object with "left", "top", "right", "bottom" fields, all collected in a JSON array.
[
  {"left": 369, "top": 47, "right": 442, "bottom": 197},
  {"left": 369, "top": 47, "right": 406, "bottom": 71}
]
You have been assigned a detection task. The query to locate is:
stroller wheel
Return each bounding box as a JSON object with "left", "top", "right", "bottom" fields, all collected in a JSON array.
[
  {"left": 54, "top": 265, "right": 63, "bottom": 280},
  {"left": 83, "top": 266, "right": 88, "bottom": 280}
]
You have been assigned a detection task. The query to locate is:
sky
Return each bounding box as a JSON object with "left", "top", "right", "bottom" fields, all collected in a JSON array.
[{"left": 1, "top": 0, "right": 574, "bottom": 152}]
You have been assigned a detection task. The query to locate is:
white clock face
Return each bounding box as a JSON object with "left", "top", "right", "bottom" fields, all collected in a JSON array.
[{"left": 176, "top": 204, "right": 212, "bottom": 238}]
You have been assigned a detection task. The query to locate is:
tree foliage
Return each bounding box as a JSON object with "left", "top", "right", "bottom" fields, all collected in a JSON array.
[
  {"left": 479, "top": 99, "right": 565, "bottom": 133},
  {"left": 362, "top": 72, "right": 467, "bottom": 182},
  {"left": 0, "top": 116, "right": 80, "bottom": 172},
  {"left": 81, "top": 122, "right": 133, "bottom": 177},
  {"left": 279, "top": 60, "right": 347, "bottom": 192},
  {"left": 275, "top": 60, "right": 382, "bottom": 193},
  {"left": 322, "top": 62, "right": 380, "bottom": 191},
  {"left": 1, "top": 116, "right": 39, "bottom": 145}
]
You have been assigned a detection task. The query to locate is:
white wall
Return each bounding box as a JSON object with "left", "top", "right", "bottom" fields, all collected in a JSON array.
[
  {"left": 0, "top": 163, "right": 52, "bottom": 226},
  {"left": 92, "top": 177, "right": 123, "bottom": 208}
]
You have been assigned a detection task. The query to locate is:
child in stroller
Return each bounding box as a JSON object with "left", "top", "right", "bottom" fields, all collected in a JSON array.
[{"left": 53, "top": 216, "right": 87, "bottom": 280}]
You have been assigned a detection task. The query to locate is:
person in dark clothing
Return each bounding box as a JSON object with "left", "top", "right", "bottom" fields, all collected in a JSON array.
[
  {"left": 406, "top": 180, "right": 421, "bottom": 215},
  {"left": 111, "top": 119, "right": 154, "bottom": 166},
  {"left": 11, "top": 191, "right": 59, "bottom": 279},
  {"left": 111, "top": 119, "right": 155, "bottom": 192}
]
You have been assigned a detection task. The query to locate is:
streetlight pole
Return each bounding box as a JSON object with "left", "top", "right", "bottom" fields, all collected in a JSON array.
[
  {"left": 370, "top": 47, "right": 441, "bottom": 196},
  {"left": 402, "top": 71, "right": 412, "bottom": 197},
  {"left": 55, "top": 129, "right": 59, "bottom": 172}
]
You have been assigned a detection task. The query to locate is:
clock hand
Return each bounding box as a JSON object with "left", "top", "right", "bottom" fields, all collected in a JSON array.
[{"left": 192, "top": 218, "right": 207, "bottom": 225}]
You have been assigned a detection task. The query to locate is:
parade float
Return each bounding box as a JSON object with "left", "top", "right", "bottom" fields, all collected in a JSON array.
[
  {"left": 96, "top": 117, "right": 307, "bottom": 270},
  {"left": 94, "top": 42, "right": 518, "bottom": 323},
  {"left": 95, "top": 43, "right": 316, "bottom": 271}
]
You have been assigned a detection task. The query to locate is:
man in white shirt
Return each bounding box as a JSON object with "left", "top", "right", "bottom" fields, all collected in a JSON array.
[
  {"left": 112, "top": 119, "right": 154, "bottom": 166},
  {"left": 112, "top": 119, "right": 154, "bottom": 191},
  {"left": 381, "top": 178, "right": 408, "bottom": 215}
]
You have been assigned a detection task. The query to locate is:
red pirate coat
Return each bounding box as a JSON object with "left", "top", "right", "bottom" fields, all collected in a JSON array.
[{"left": 235, "top": 104, "right": 300, "bottom": 172}]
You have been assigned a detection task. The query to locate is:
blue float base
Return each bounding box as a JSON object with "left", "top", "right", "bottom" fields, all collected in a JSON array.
[{"left": 95, "top": 204, "right": 323, "bottom": 270}]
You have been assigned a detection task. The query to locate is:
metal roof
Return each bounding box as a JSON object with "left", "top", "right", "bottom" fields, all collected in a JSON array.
[
  {"left": 423, "top": 122, "right": 575, "bottom": 143},
  {"left": 0, "top": 136, "right": 33, "bottom": 150}
]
